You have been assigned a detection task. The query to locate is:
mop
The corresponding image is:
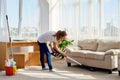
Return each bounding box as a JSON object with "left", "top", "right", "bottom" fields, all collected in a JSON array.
[
  {"left": 6, "top": 15, "right": 13, "bottom": 60},
  {"left": 5, "top": 15, "right": 16, "bottom": 76}
]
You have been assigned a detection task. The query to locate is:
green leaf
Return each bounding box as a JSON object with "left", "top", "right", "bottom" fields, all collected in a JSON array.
[{"left": 58, "top": 39, "right": 74, "bottom": 52}]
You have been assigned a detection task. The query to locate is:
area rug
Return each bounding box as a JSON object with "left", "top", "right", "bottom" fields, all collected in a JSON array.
[{"left": 0, "top": 59, "right": 120, "bottom": 80}]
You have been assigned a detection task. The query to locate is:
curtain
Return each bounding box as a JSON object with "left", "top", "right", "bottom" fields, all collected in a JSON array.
[
  {"left": 119, "top": 0, "right": 120, "bottom": 39},
  {"left": 49, "top": 0, "right": 119, "bottom": 41},
  {"left": 1, "top": 0, "right": 119, "bottom": 41},
  {"left": 0, "top": 0, "right": 9, "bottom": 42},
  {"left": 18, "top": 0, "right": 23, "bottom": 36},
  {"left": 0, "top": 0, "right": 1, "bottom": 26},
  {"left": 38, "top": 0, "right": 49, "bottom": 35},
  {"left": 49, "top": 0, "right": 61, "bottom": 31},
  {"left": 49, "top": 0, "right": 80, "bottom": 43},
  {"left": 21, "top": 0, "right": 38, "bottom": 40}
]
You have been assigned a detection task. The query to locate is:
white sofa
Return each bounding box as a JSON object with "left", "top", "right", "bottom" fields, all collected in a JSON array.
[
  {"left": 118, "top": 53, "right": 120, "bottom": 75},
  {"left": 66, "top": 39, "right": 120, "bottom": 74}
]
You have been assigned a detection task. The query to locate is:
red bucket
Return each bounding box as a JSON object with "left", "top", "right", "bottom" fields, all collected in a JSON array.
[{"left": 5, "top": 66, "right": 17, "bottom": 76}]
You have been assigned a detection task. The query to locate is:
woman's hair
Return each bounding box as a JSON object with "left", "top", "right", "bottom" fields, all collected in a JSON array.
[{"left": 53, "top": 30, "right": 67, "bottom": 40}]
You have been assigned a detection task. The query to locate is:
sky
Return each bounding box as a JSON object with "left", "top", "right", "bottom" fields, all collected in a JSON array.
[
  {"left": 103, "top": 0, "right": 119, "bottom": 28},
  {"left": 6, "top": 0, "right": 18, "bottom": 28},
  {"left": 6, "top": 0, "right": 38, "bottom": 28}
]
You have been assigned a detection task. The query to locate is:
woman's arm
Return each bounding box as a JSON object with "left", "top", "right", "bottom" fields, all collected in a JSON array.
[
  {"left": 49, "top": 42, "right": 55, "bottom": 53},
  {"left": 52, "top": 42, "right": 67, "bottom": 57}
]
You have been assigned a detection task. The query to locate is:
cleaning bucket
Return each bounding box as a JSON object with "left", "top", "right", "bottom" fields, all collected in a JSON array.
[{"left": 5, "top": 66, "right": 17, "bottom": 76}]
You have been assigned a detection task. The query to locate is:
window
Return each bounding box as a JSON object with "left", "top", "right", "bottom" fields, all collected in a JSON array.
[
  {"left": 21, "top": 0, "right": 38, "bottom": 40},
  {"left": 103, "top": 0, "right": 119, "bottom": 39},
  {"left": 6, "top": 0, "right": 39, "bottom": 40},
  {"left": 6, "top": 0, "right": 19, "bottom": 37},
  {"left": 1, "top": 0, "right": 120, "bottom": 41}
]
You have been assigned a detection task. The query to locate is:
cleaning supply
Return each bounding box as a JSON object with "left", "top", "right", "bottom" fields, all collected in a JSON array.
[
  {"left": 5, "top": 15, "right": 17, "bottom": 76},
  {"left": 5, "top": 66, "right": 17, "bottom": 76},
  {"left": 5, "top": 59, "right": 17, "bottom": 76}
]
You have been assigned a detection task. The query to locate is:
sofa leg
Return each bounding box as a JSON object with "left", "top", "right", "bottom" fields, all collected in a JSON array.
[
  {"left": 108, "top": 70, "right": 112, "bottom": 74},
  {"left": 118, "top": 71, "right": 120, "bottom": 76},
  {"left": 89, "top": 67, "right": 96, "bottom": 72},
  {"left": 67, "top": 62, "right": 71, "bottom": 67}
]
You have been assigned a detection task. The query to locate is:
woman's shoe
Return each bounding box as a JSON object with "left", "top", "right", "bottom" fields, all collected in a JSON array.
[
  {"left": 49, "top": 69, "right": 56, "bottom": 72},
  {"left": 42, "top": 68, "right": 49, "bottom": 70}
]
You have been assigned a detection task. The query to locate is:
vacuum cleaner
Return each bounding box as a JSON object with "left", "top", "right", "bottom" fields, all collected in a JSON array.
[{"left": 51, "top": 48, "right": 81, "bottom": 65}]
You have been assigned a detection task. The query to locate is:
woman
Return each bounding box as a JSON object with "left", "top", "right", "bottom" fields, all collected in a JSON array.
[{"left": 37, "top": 30, "right": 67, "bottom": 72}]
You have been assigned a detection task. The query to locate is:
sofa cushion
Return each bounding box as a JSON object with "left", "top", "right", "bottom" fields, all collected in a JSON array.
[
  {"left": 66, "top": 46, "right": 81, "bottom": 52},
  {"left": 78, "top": 39, "right": 98, "bottom": 51},
  {"left": 69, "top": 50, "right": 91, "bottom": 58},
  {"left": 97, "top": 40, "right": 120, "bottom": 52},
  {"left": 85, "top": 51, "right": 106, "bottom": 60}
]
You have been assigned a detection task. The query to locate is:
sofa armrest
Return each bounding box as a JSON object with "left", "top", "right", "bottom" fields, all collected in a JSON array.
[
  {"left": 65, "top": 46, "right": 81, "bottom": 53},
  {"left": 105, "top": 49, "right": 120, "bottom": 55}
]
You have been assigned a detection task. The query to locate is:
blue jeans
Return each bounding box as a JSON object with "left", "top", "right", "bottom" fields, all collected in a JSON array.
[{"left": 37, "top": 41, "right": 52, "bottom": 70}]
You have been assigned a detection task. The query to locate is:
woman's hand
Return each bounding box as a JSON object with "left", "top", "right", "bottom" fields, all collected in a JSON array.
[{"left": 62, "top": 52, "right": 67, "bottom": 57}]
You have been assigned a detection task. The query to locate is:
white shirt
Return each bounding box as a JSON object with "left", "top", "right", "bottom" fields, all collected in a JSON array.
[{"left": 37, "top": 31, "right": 56, "bottom": 43}]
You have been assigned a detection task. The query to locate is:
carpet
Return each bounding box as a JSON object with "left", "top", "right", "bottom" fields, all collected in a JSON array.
[{"left": 0, "top": 59, "right": 120, "bottom": 80}]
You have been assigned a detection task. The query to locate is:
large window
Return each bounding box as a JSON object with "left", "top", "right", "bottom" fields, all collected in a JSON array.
[
  {"left": 21, "top": 0, "right": 38, "bottom": 40},
  {"left": 61, "top": 0, "right": 75, "bottom": 39},
  {"left": 103, "top": 0, "right": 119, "bottom": 39},
  {"left": 6, "top": 0, "right": 38, "bottom": 40},
  {"left": 1, "top": 0, "right": 120, "bottom": 41},
  {"left": 6, "top": 0, "right": 19, "bottom": 28},
  {"left": 80, "top": 0, "right": 89, "bottom": 38},
  {"left": 50, "top": 0, "right": 119, "bottom": 40}
]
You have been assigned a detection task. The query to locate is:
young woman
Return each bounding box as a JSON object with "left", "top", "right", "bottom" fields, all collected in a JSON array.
[{"left": 37, "top": 30, "right": 67, "bottom": 72}]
